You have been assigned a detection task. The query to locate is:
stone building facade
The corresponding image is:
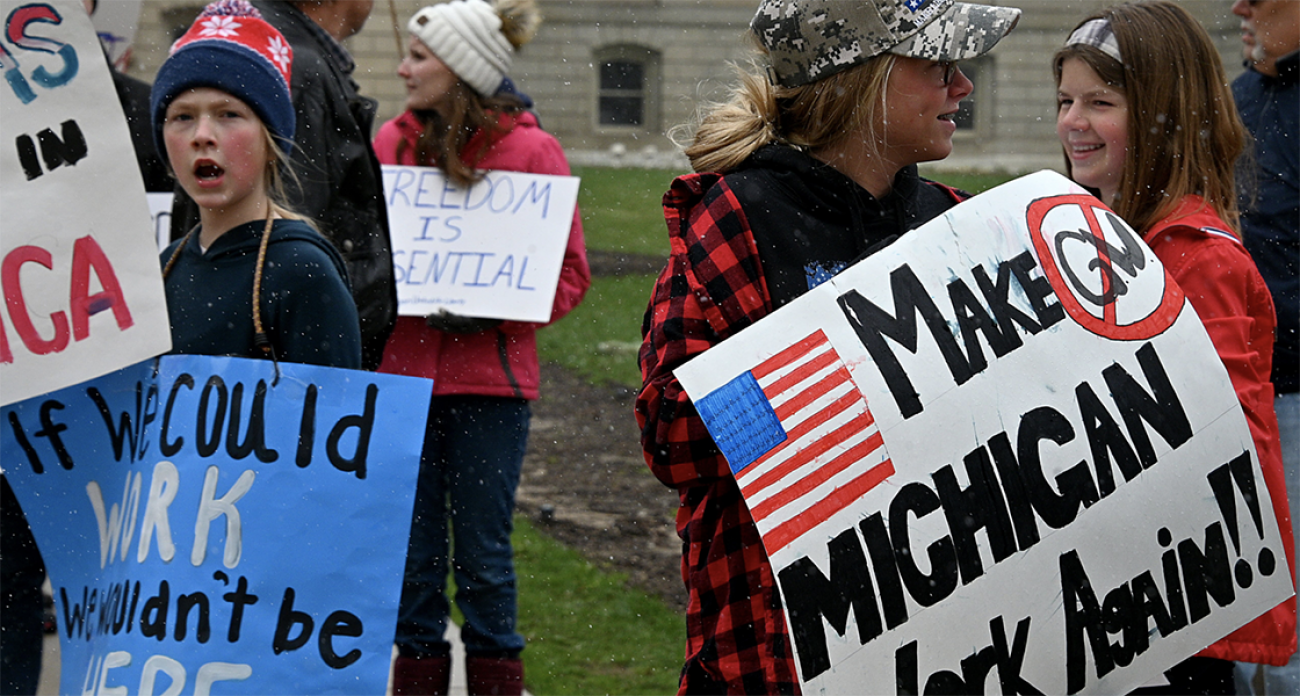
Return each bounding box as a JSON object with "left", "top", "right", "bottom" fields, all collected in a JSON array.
[{"left": 124, "top": 0, "right": 1245, "bottom": 173}]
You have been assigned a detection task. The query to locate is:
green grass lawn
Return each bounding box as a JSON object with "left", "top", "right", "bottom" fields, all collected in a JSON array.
[
  {"left": 538, "top": 273, "right": 656, "bottom": 388},
  {"left": 515, "top": 517, "right": 684, "bottom": 695},
  {"left": 572, "top": 166, "right": 679, "bottom": 257},
  {"left": 920, "top": 168, "right": 1023, "bottom": 195},
  {"left": 448, "top": 517, "right": 682, "bottom": 695}
]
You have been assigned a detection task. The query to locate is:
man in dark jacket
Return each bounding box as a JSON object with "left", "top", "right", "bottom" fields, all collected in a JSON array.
[
  {"left": 169, "top": 0, "right": 397, "bottom": 371},
  {"left": 1230, "top": 0, "right": 1299, "bottom": 693}
]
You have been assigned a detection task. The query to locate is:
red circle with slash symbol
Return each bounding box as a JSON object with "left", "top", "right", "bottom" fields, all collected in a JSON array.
[{"left": 1026, "top": 194, "right": 1183, "bottom": 341}]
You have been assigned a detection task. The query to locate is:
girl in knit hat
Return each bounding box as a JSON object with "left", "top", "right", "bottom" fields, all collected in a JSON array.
[
  {"left": 153, "top": 0, "right": 360, "bottom": 369},
  {"left": 374, "top": 1, "right": 589, "bottom": 694}
]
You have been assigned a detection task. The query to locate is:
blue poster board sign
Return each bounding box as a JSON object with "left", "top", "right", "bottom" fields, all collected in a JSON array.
[{"left": 1, "top": 355, "right": 431, "bottom": 695}]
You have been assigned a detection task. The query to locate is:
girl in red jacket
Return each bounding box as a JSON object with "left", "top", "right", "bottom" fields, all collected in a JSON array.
[
  {"left": 1055, "top": 2, "right": 1295, "bottom": 692},
  {"left": 376, "top": 1, "right": 589, "bottom": 694}
]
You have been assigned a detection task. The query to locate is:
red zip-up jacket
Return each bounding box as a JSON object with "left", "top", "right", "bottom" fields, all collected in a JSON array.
[
  {"left": 373, "top": 109, "right": 590, "bottom": 399},
  {"left": 1146, "top": 197, "right": 1296, "bottom": 666}
]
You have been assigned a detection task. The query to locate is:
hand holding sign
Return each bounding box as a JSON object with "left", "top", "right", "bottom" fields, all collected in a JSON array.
[{"left": 425, "top": 308, "right": 503, "bottom": 334}]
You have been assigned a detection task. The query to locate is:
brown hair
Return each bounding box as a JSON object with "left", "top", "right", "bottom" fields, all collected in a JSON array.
[
  {"left": 679, "top": 40, "right": 896, "bottom": 175},
  {"left": 397, "top": 87, "right": 527, "bottom": 188},
  {"left": 1052, "top": 0, "right": 1246, "bottom": 236}
]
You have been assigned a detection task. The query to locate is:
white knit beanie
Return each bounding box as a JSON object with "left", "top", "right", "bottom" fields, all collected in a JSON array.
[{"left": 410, "top": 0, "right": 512, "bottom": 97}]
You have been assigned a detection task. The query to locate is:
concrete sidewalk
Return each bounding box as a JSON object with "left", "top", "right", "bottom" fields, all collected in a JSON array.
[{"left": 37, "top": 621, "right": 529, "bottom": 695}]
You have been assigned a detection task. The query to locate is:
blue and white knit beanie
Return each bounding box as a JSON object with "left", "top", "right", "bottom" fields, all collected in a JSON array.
[{"left": 150, "top": 0, "right": 295, "bottom": 165}]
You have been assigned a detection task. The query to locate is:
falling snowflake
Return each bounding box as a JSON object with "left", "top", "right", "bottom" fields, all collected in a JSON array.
[
  {"left": 198, "top": 15, "right": 241, "bottom": 38},
  {"left": 267, "top": 35, "right": 291, "bottom": 74}
]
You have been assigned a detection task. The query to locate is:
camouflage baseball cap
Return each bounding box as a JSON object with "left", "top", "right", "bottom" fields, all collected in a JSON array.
[{"left": 751, "top": 0, "right": 1022, "bottom": 87}]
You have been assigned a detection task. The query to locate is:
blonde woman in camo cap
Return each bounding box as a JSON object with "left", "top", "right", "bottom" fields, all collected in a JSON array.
[{"left": 636, "top": 0, "right": 1020, "bottom": 691}]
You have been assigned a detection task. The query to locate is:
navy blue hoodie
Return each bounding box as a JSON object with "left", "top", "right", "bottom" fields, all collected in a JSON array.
[{"left": 161, "top": 218, "right": 361, "bottom": 368}]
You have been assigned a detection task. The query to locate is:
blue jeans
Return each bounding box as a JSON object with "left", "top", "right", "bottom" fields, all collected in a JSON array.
[
  {"left": 1, "top": 475, "right": 45, "bottom": 696},
  {"left": 395, "top": 395, "right": 529, "bottom": 659},
  {"left": 1236, "top": 391, "right": 1299, "bottom": 694}
]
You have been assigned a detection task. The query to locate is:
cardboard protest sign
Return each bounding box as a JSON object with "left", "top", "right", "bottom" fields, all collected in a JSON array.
[
  {"left": 1, "top": 355, "right": 431, "bottom": 695},
  {"left": 1, "top": 0, "right": 170, "bottom": 407},
  {"left": 382, "top": 164, "right": 580, "bottom": 322},
  {"left": 674, "top": 171, "right": 1293, "bottom": 694}
]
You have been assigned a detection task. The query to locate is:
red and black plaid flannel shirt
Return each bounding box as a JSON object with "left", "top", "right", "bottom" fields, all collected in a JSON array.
[
  {"left": 635, "top": 172, "right": 801, "bottom": 694},
  {"left": 636, "top": 166, "right": 967, "bottom": 693}
]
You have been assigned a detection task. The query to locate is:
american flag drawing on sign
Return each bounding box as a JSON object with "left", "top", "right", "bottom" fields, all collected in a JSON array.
[{"left": 694, "top": 329, "right": 894, "bottom": 554}]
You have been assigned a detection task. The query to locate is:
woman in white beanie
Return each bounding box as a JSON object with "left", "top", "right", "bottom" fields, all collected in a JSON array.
[{"left": 374, "top": 1, "right": 590, "bottom": 694}]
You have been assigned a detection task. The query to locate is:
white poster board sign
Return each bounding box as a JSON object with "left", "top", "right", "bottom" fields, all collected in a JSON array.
[
  {"left": 0, "top": 0, "right": 170, "bottom": 407},
  {"left": 382, "top": 164, "right": 579, "bottom": 323},
  {"left": 675, "top": 171, "right": 1293, "bottom": 694}
]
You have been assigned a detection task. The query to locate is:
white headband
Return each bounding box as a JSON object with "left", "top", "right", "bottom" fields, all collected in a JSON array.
[{"left": 1066, "top": 19, "right": 1123, "bottom": 65}]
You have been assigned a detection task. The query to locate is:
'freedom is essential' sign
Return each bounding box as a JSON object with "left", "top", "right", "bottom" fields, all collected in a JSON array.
[
  {"left": 1, "top": 0, "right": 170, "bottom": 406},
  {"left": 382, "top": 164, "right": 580, "bottom": 323},
  {"left": 1, "top": 355, "right": 431, "bottom": 695},
  {"left": 675, "top": 171, "right": 1292, "bottom": 694}
]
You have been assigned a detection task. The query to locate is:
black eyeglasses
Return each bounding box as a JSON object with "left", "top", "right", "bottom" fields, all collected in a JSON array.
[{"left": 937, "top": 61, "right": 960, "bottom": 87}]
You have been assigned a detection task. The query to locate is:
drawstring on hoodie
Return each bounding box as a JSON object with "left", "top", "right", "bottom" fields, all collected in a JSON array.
[{"left": 162, "top": 211, "right": 283, "bottom": 385}]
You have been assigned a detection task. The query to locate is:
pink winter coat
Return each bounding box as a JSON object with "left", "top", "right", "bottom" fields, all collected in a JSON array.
[{"left": 373, "top": 109, "right": 590, "bottom": 399}]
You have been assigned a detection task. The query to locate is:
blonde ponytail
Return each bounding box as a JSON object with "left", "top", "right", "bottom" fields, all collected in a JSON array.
[
  {"left": 677, "top": 52, "right": 894, "bottom": 175},
  {"left": 681, "top": 67, "right": 780, "bottom": 174}
]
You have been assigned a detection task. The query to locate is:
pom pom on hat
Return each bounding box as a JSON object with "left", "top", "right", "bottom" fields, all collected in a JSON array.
[
  {"left": 495, "top": 0, "right": 542, "bottom": 49},
  {"left": 150, "top": 0, "right": 295, "bottom": 165},
  {"left": 409, "top": 0, "right": 540, "bottom": 97}
]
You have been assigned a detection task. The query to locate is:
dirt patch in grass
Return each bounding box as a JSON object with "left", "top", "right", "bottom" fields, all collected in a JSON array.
[
  {"left": 518, "top": 361, "right": 686, "bottom": 614},
  {"left": 517, "top": 248, "right": 686, "bottom": 614},
  {"left": 584, "top": 249, "right": 666, "bottom": 277}
]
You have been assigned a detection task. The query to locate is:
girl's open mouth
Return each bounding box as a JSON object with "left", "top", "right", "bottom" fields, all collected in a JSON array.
[{"left": 194, "top": 161, "right": 224, "bottom": 180}]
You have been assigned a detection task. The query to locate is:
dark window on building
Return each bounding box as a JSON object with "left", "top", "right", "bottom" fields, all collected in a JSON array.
[
  {"left": 955, "top": 59, "right": 983, "bottom": 131},
  {"left": 599, "top": 60, "right": 644, "bottom": 126}
]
